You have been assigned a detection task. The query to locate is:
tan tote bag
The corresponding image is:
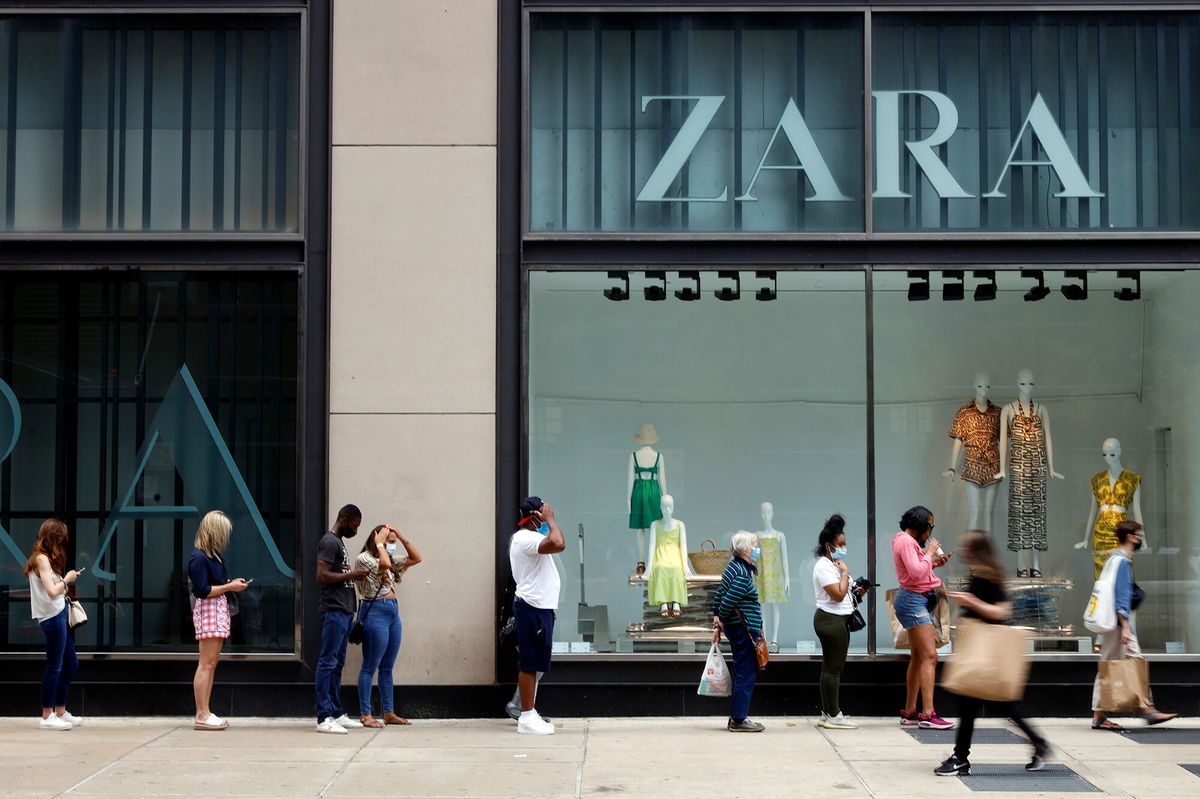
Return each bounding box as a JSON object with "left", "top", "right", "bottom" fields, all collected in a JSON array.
[
  {"left": 1098, "top": 657, "right": 1151, "bottom": 713},
  {"left": 941, "top": 618, "right": 1032, "bottom": 702},
  {"left": 886, "top": 587, "right": 951, "bottom": 649}
]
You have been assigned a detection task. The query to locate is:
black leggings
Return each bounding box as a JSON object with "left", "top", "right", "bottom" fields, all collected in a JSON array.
[
  {"left": 813, "top": 609, "right": 850, "bottom": 716},
  {"left": 954, "top": 696, "right": 1045, "bottom": 760}
]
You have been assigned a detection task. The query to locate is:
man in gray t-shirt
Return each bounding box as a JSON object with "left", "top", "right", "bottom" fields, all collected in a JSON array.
[{"left": 314, "top": 504, "right": 368, "bottom": 734}]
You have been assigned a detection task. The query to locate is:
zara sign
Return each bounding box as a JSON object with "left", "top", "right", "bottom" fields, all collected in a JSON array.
[{"left": 636, "top": 91, "right": 1103, "bottom": 204}]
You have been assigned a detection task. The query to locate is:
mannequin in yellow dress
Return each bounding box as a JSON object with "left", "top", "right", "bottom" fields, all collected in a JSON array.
[
  {"left": 646, "top": 495, "right": 695, "bottom": 618},
  {"left": 1075, "top": 438, "right": 1144, "bottom": 579}
]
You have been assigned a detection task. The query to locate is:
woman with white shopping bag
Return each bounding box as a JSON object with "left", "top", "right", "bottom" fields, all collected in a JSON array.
[
  {"left": 934, "top": 531, "right": 1048, "bottom": 776},
  {"left": 1089, "top": 521, "right": 1177, "bottom": 731}
]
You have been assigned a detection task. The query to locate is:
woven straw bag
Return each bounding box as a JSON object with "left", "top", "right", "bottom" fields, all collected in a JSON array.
[{"left": 689, "top": 539, "right": 731, "bottom": 575}]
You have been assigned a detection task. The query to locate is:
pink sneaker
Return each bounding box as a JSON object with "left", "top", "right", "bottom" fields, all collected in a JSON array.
[
  {"left": 899, "top": 709, "right": 919, "bottom": 726},
  {"left": 918, "top": 712, "right": 955, "bottom": 730}
]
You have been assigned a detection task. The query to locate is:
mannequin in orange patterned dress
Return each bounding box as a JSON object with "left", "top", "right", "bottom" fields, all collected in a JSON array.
[
  {"left": 943, "top": 373, "right": 1003, "bottom": 532},
  {"left": 1075, "top": 438, "right": 1144, "bottom": 579}
]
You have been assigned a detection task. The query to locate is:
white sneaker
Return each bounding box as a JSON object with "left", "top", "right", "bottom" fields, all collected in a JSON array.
[
  {"left": 819, "top": 712, "right": 858, "bottom": 730},
  {"left": 39, "top": 715, "right": 73, "bottom": 731},
  {"left": 316, "top": 717, "right": 348, "bottom": 734},
  {"left": 517, "top": 713, "right": 555, "bottom": 735},
  {"left": 57, "top": 711, "right": 83, "bottom": 727},
  {"left": 333, "top": 714, "right": 364, "bottom": 729}
]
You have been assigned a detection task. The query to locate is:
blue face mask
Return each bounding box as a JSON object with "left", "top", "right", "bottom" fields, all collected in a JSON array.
[
  {"left": 537, "top": 522, "right": 550, "bottom": 536},
  {"left": 750, "top": 546, "right": 761, "bottom": 561},
  {"left": 384, "top": 543, "right": 398, "bottom": 557},
  {"left": 831, "top": 546, "right": 847, "bottom": 561}
]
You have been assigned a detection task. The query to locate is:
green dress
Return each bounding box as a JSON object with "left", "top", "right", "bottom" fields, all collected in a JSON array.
[
  {"left": 647, "top": 520, "right": 688, "bottom": 605},
  {"left": 628, "top": 451, "right": 663, "bottom": 529},
  {"left": 755, "top": 535, "right": 787, "bottom": 603}
]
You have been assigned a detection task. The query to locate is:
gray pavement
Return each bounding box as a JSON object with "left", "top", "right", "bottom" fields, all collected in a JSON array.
[{"left": 3, "top": 715, "right": 1199, "bottom": 798}]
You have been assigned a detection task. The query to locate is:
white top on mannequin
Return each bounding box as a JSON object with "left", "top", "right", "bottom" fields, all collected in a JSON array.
[
  {"left": 627, "top": 446, "right": 667, "bottom": 514},
  {"left": 944, "top": 372, "right": 991, "bottom": 478},
  {"left": 1076, "top": 437, "right": 1147, "bottom": 550},
  {"left": 645, "top": 494, "right": 696, "bottom": 577},
  {"left": 994, "top": 368, "right": 1065, "bottom": 481},
  {"left": 756, "top": 501, "right": 789, "bottom": 595}
]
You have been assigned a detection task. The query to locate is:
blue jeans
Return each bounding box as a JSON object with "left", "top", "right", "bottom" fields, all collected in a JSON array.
[
  {"left": 39, "top": 607, "right": 78, "bottom": 710},
  {"left": 894, "top": 587, "right": 938, "bottom": 630},
  {"left": 724, "top": 623, "right": 759, "bottom": 722},
  {"left": 357, "top": 598, "right": 402, "bottom": 715},
  {"left": 316, "top": 610, "right": 353, "bottom": 722}
]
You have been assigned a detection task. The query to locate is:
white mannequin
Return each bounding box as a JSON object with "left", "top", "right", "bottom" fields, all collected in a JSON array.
[
  {"left": 755, "top": 501, "right": 789, "bottom": 646},
  {"left": 627, "top": 430, "right": 667, "bottom": 571},
  {"left": 994, "top": 369, "right": 1064, "bottom": 575},
  {"left": 942, "top": 372, "right": 1001, "bottom": 531},
  {"left": 1076, "top": 437, "right": 1147, "bottom": 552},
  {"left": 644, "top": 494, "right": 694, "bottom": 617}
]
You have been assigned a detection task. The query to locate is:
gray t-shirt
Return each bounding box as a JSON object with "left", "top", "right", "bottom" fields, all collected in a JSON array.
[{"left": 317, "top": 531, "right": 356, "bottom": 614}]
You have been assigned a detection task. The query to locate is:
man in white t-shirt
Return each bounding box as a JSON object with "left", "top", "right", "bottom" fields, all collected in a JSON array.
[{"left": 508, "top": 496, "right": 564, "bottom": 735}]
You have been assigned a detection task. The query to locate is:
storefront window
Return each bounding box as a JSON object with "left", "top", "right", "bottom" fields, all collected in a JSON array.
[
  {"left": 0, "top": 272, "right": 298, "bottom": 653},
  {"left": 527, "top": 270, "right": 867, "bottom": 653},
  {"left": 0, "top": 15, "right": 300, "bottom": 233},
  {"left": 873, "top": 269, "right": 1200, "bottom": 654},
  {"left": 529, "top": 14, "right": 864, "bottom": 233}
]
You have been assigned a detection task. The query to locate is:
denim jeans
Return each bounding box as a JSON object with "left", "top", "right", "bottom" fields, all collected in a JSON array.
[
  {"left": 357, "top": 598, "right": 402, "bottom": 715},
  {"left": 724, "top": 622, "right": 759, "bottom": 722},
  {"left": 316, "top": 610, "right": 353, "bottom": 722},
  {"left": 39, "top": 607, "right": 78, "bottom": 710}
]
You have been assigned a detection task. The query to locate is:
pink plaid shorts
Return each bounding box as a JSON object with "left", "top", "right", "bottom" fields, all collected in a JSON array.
[{"left": 193, "top": 595, "right": 231, "bottom": 640}]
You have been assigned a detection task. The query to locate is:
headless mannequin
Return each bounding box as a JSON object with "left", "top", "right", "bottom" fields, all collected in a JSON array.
[
  {"left": 755, "top": 501, "right": 789, "bottom": 646},
  {"left": 1076, "top": 437, "right": 1146, "bottom": 552},
  {"left": 994, "top": 369, "right": 1064, "bottom": 575},
  {"left": 943, "top": 373, "right": 1001, "bottom": 531},
  {"left": 644, "top": 494, "right": 695, "bottom": 617},
  {"left": 628, "top": 444, "right": 667, "bottom": 571}
]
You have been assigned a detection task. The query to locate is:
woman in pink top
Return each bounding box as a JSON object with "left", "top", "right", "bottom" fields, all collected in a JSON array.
[{"left": 891, "top": 506, "right": 953, "bottom": 729}]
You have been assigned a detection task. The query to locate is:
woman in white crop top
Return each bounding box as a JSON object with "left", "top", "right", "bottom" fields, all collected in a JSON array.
[{"left": 23, "top": 519, "right": 82, "bottom": 730}]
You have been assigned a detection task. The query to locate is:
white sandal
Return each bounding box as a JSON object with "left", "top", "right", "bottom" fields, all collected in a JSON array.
[{"left": 194, "top": 713, "right": 228, "bottom": 730}]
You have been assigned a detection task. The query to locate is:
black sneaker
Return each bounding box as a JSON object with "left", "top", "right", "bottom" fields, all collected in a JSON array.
[
  {"left": 934, "top": 755, "right": 970, "bottom": 776},
  {"left": 727, "top": 717, "right": 765, "bottom": 732},
  {"left": 1026, "top": 743, "right": 1048, "bottom": 771}
]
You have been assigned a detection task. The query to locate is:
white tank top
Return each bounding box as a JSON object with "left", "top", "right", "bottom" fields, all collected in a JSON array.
[{"left": 29, "top": 572, "right": 65, "bottom": 622}]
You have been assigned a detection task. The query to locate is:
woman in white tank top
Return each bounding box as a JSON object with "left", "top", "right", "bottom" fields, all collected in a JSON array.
[{"left": 23, "top": 519, "right": 82, "bottom": 730}]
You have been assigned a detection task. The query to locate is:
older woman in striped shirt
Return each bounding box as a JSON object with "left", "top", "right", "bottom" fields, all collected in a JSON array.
[{"left": 712, "top": 530, "right": 764, "bottom": 732}]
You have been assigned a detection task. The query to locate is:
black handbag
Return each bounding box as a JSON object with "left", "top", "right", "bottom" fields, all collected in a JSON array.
[
  {"left": 846, "top": 591, "right": 867, "bottom": 632},
  {"left": 348, "top": 579, "right": 387, "bottom": 645}
]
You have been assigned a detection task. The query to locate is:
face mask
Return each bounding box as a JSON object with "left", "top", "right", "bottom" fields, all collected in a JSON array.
[
  {"left": 385, "top": 543, "right": 398, "bottom": 557},
  {"left": 1132, "top": 538, "right": 1143, "bottom": 551},
  {"left": 537, "top": 522, "right": 550, "bottom": 537},
  {"left": 750, "top": 547, "right": 761, "bottom": 561},
  {"left": 831, "top": 546, "right": 847, "bottom": 561},
  {"left": 339, "top": 523, "right": 358, "bottom": 539}
]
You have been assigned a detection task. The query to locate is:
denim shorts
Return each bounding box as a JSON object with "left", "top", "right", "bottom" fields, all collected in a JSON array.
[{"left": 894, "top": 587, "right": 938, "bottom": 630}]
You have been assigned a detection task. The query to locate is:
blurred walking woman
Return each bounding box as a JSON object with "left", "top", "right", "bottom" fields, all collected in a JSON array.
[
  {"left": 24, "top": 519, "right": 82, "bottom": 730},
  {"left": 813, "top": 514, "right": 858, "bottom": 730},
  {"left": 354, "top": 524, "right": 422, "bottom": 727},
  {"left": 189, "top": 510, "right": 248, "bottom": 730},
  {"left": 712, "top": 530, "right": 765, "bottom": 732}
]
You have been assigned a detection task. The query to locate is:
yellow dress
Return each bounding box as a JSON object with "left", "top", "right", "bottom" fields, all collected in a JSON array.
[
  {"left": 646, "top": 520, "right": 688, "bottom": 606},
  {"left": 1090, "top": 469, "right": 1141, "bottom": 578}
]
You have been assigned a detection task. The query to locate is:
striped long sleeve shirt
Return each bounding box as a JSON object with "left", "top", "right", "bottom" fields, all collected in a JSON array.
[{"left": 712, "top": 556, "right": 762, "bottom": 632}]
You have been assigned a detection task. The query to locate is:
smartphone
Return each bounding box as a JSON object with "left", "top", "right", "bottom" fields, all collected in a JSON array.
[
  {"left": 245, "top": 577, "right": 254, "bottom": 583},
  {"left": 76, "top": 567, "right": 87, "bottom": 575}
]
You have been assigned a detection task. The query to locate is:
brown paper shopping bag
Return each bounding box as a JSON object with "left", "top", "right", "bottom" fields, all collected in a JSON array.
[
  {"left": 942, "top": 618, "right": 1031, "bottom": 702},
  {"left": 886, "top": 587, "right": 951, "bottom": 649},
  {"left": 1098, "top": 657, "right": 1151, "bottom": 713}
]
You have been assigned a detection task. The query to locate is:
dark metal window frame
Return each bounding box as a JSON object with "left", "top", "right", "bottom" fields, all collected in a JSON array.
[{"left": 499, "top": 2, "right": 1200, "bottom": 672}]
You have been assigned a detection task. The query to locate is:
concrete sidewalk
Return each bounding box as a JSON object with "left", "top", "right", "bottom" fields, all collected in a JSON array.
[{"left": 3, "top": 715, "right": 1199, "bottom": 798}]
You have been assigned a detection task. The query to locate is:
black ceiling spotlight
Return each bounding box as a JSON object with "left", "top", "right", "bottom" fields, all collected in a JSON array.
[
  {"left": 907, "top": 270, "right": 930, "bottom": 301},
  {"left": 1061, "top": 269, "right": 1089, "bottom": 301},
  {"left": 942, "top": 270, "right": 965, "bottom": 301},
  {"left": 603, "top": 271, "right": 629, "bottom": 301},
  {"left": 973, "top": 270, "right": 997, "bottom": 301},
  {"left": 1114, "top": 270, "right": 1142, "bottom": 301},
  {"left": 1022, "top": 270, "right": 1051, "bottom": 302},
  {"left": 755, "top": 270, "right": 778, "bottom": 301},
  {"left": 643, "top": 271, "right": 667, "bottom": 301},
  {"left": 674, "top": 270, "right": 701, "bottom": 301},
  {"left": 715, "top": 271, "right": 741, "bottom": 301}
]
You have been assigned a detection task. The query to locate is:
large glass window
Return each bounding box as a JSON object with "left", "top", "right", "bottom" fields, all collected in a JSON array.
[
  {"left": 527, "top": 270, "right": 867, "bottom": 654},
  {"left": 0, "top": 272, "right": 299, "bottom": 653},
  {"left": 529, "top": 14, "right": 864, "bottom": 233},
  {"left": 0, "top": 15, "right": 301, "bottom": 233},
  {"left": 873, "top": 269, "right": 1200, "bottom": 654}
]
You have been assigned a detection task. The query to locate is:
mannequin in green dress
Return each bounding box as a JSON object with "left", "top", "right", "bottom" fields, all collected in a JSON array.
[
  {"left": 628, "top": 424, "right": 667, "bottom": 573},
  {"left": 756, "top": 501, "right": 790, "bottom": 647}
]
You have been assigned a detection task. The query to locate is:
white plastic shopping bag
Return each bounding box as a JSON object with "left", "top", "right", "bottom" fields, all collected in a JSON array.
[
  {"left": 1084, "top": 553, "right": 1122, "bottom": 633},
  {"left": 697, "top": 642, "right": 732, "bottom": 697}
]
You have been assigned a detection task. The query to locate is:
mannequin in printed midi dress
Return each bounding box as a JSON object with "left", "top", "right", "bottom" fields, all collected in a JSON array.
[
  {"left": 755, "top": 501, "right": 789, "bottom": 647},
  {"left": 994, "top": 369, "right": 1064, "bottom": 577},
  {"left": 943, "top": 373, "right": 1003, "bottom": 532},
  {"left": 645, "top": 495, "right": 695, "bottom": 618},
  {"left": 1076, "top": 438, "right": 1145, "bottom": 579},
  {"left": 627, "top": 424, "right": 667, "bottom": 574}
]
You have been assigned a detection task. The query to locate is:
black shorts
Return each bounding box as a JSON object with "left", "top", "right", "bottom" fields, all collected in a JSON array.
[{"left": 513, "top": 596, "right": 555, "bottom": 673}]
